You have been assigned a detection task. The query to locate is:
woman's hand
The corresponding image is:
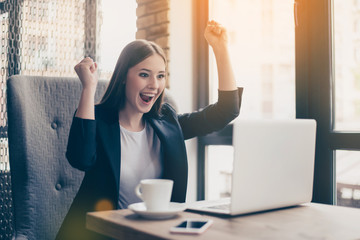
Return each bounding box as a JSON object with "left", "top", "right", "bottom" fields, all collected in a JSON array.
[
  {"left": 204, "top": 20, "right": 237, "bottom": 91},
  {"left": 204, "top": 20, "right": 228, "bottom": 51},
  {"left": 74, "top": 57, "right": 98, "bottom": 91},
  {"left": 74, "top": 57, "right": 98, "bottom": 119}
]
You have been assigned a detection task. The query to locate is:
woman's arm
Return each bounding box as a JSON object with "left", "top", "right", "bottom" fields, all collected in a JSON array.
[
  {"left": 66, "top": 57, "right": 99, "bottom": 170},
  {"left": 204, "top": 20, "right": 237, "bottom": 91},
  {"left": 177, "top": 21, "right": 242, "bottom": 140},
  {"left": 74, "top": 57, "right": 98, "bottom": 119}
]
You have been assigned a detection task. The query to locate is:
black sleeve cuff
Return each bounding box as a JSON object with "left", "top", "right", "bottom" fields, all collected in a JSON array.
[{"left": 218, "top": 87, "right": 244, "bottom": 112}]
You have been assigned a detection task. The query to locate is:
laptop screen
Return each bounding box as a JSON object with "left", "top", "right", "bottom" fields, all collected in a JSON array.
[{"left": 230, "top": 119, "right": 317, "bottom": 214}]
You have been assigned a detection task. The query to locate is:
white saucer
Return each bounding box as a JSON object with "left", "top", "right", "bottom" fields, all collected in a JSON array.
[{"left": 128, "top": 202, "right": 186, "bottom": 220}]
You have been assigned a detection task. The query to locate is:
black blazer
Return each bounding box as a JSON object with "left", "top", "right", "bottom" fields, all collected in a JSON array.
[{"left": 56, "top": 88, "right": 243, "bottom": 240}]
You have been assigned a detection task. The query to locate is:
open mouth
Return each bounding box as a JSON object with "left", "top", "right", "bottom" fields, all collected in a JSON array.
[{"left": 140, "top": 93, "right": 155, "bottom": 103}]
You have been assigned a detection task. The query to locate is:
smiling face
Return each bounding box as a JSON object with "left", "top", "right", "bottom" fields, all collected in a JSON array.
[{"left": 123, "top": 54, "right": 166, "bottom": 116}]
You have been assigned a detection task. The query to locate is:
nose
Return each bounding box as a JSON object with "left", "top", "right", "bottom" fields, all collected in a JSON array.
[{"left": 148, "top": 75, "right": 159, "bottom": 89}]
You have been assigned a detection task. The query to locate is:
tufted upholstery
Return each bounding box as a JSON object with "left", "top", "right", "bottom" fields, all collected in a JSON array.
[
  {"left": 7, "top": 76, "right": 108, "bottom": 240},
  {"left": 6, "top": 75, "right": 177, "bottom": 240}
]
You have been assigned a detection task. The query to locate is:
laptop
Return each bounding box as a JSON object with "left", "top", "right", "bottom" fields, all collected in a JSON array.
[{"left": 187, "top": 119, "right": 317, "bottom": 216}]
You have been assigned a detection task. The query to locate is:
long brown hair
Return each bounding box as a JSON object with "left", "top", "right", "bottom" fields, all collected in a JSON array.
[{"left": 98, "top": 39, "right": 167, "bottom": 117}]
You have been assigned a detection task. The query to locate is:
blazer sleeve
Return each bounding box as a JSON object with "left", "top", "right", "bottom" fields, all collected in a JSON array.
[
  {"left": 178, "top": 87, "right": 243, "bottom": 140},
  {"left": 66, "top": 115, "right": 97, "bottom": 171}
]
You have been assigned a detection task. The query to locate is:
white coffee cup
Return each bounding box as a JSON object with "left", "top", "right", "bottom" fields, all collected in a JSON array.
[{"left": 135, "top": 179, "right": 174, "bottom": 211}]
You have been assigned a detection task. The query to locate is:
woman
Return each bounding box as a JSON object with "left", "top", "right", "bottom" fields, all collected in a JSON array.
[{"left": 56, "top": 20, "right": 243, "bottom": 240}]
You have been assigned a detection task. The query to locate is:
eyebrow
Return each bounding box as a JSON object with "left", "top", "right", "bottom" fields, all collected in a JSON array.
[{"left": 140, "top": 68, "right": 165, "bottom": 73}]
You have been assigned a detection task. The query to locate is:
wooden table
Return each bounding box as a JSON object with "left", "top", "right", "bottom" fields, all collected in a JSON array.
[{"left": 86, "top": 203, "right": 360, "bottom": 240}]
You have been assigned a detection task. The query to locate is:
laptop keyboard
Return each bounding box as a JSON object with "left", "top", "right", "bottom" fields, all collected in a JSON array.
[{"left": 208, "top": 203, "right": 230, "bottom": 210}]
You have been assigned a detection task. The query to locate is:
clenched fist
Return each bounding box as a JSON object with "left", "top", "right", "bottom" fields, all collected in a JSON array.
[
  {"left": 74, "top": 57, "right": 98, "bottom": 91},
  {"left": 204, "top": 20, "right": 229, "bottom": 50}
]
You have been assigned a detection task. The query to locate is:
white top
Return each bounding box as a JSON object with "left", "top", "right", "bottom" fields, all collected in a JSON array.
[{"left": 118, "top": 122, "right": 163, "bottom": 209}]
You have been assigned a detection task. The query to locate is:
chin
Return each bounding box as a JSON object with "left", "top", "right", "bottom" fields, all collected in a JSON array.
[
  {"left": 141, "top": 109, "right": 152, "bottom": 114},
  {"left": 138, "top": 105, "right": 153, "bottom": 114}
]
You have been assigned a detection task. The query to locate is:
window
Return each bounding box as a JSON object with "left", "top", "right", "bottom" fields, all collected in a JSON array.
[
  {"left": 336, "top": 150, "right": 360, "bottom": 208},
  {"left": 197, "top": 0, "right": 360, "bottom": 207},
  {"left": 333, "top": 0, "right": 360, "bottom": 208},
  {"left": 294, "top": 0, "right": 360, "bottom": 207},
  {"left": 196, "top": 0, "right": 295, "bottom": 200},
  {"left": 334, "top": 0, "right": 360, "bottom": 131}
]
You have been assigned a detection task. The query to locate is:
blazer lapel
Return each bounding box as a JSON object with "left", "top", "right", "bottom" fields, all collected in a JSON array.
[
  {"left": 147, "top": 116, "right": 188, "bottom": 202},
  {"left": 97, "top": 118, "right": 121, "bottom": 192}
]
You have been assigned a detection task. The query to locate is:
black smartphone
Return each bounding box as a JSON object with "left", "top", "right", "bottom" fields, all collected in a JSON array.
[{"left": 170, "top": 219, "right": 213, "bottom": 234}]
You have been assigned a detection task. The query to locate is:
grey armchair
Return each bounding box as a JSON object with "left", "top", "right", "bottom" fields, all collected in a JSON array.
[
  {"left": 7, "top": 75, "right": 107, "bottom": 240},
  {"left": 6, "top": 75, "right": 177, "bottom": 240}
]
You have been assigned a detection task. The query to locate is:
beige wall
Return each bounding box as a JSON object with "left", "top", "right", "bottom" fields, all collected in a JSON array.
[{"left": 169, "top": 0, "right": 197, "bottom": 203}]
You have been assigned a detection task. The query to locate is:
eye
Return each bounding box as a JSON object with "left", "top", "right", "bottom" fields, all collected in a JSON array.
[
  {"left": 157, "top": 74, "right": 165, "bottom": 79},
  {"left": 139, "top": 72, "right": 149, "bottom": 77}
]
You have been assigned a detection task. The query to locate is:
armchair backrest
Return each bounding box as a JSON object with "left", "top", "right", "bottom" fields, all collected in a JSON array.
[{"left": 7, "top": 75, "right": 107, "bottom": 240}]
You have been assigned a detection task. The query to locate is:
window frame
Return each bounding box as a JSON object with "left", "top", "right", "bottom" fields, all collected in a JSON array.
[
  {"left": 195, "top": 0, "right": 360, "bottom": 204},
  {"left": 194, "top": 0, "right": 210, "bottom": 200},
  {"left": 295, "top": 0, "right": 360, "bottom": 204},
  {"left": 295, "top": 0, "right": 334, "bottom": 204},
  {"left": 194, "top": 0, "right": 235, "bottom": 200}
]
